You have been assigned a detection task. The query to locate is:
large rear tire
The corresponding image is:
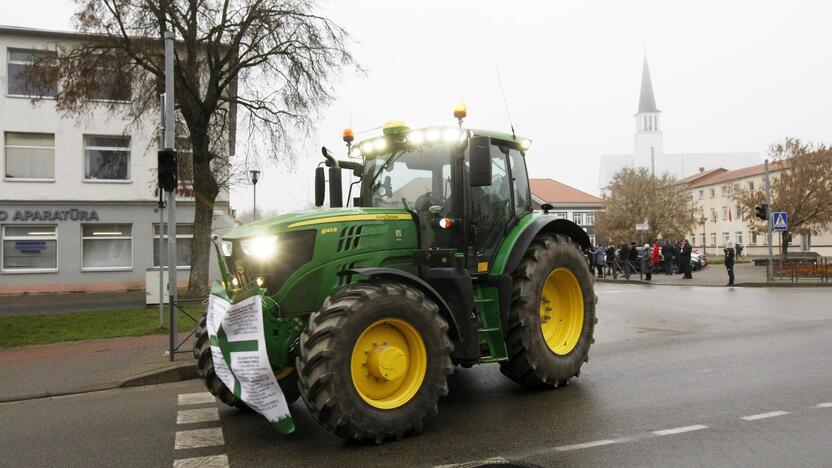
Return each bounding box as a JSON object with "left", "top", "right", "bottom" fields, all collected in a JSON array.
[
  {"left": 296, "top": 279, "right": 453, "bottom": 443},
  {"left": 194, "top": 313, "right": 300, "bottom": 410},
  {"left": 500, "top": 233, "right": 596, "bottom": 388}
]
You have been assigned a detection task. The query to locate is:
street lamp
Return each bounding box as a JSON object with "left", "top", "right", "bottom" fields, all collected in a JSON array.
[
  {"left": 249, "top": 169, "right": 261, "bottom": 221},
  {"left": 699, "top": 214, "right": 707, "bottom": 256}
]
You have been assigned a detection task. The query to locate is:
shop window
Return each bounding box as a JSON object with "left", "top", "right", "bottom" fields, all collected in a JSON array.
[
  {"left": 84, "top": 135, "right": 130, "bottom": 180},
  {"left": 81, "top": 224, "right": 132, "bottom": 270},
  {"left": 1, "top": 225, "right": 57, "bottom": 272},
  {"left": 153, "top": 223, "right": 193, "bottom": 268},
  {"left": 7, "top": 48, "right": 57, "bottom": 97},
  {"left": 4, "top": 132, "right": 55, "bottom": 179}
]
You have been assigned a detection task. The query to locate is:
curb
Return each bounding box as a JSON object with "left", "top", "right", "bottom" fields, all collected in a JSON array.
[
  {"left": 0, "top": 361, "right": 198, "bottom": 404},
  {"left": 596, "top": 279, "right": 831, "bottom": 288}
]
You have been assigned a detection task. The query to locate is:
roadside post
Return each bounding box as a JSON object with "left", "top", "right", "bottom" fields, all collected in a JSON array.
[
  {"left": 764, "top": 159, "right": 773, "bottom": 283},
  {"left": 164, "top": 31, "right": 177, "bottom": 361}
]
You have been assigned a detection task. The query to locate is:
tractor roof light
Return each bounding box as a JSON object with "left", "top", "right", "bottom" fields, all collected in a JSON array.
[
  {"left": 519, "top": 138, "right": 532, "bottom": 151},
  {"left": 383, "top": 120, "right": 410, "bottom": 135},
  {"left": 453, "top": 102, "right": 467, "bottom": 119},
  {"left": 342, "top": 128, "right": 355, "bottom": 143}
]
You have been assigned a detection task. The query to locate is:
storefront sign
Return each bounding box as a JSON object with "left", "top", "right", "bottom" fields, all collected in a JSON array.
[
  {"left": 0, "top": 209, "right": 99, "bottom": 222},
  {"left": 14, "top": 240, "right": 46, "bottom": 253}
]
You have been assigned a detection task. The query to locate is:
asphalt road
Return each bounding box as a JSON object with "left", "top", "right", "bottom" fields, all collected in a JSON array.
[{"left": 2, "top": 283, "right": 832, "bottom": 467}]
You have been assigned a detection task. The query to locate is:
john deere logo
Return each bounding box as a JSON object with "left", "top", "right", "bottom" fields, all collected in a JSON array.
[
  {"left": 235, "top": 259, "right": 245, "bottom": 274},
  {"left": 321, "top": 227, "right": 338, "bottom": 235}
]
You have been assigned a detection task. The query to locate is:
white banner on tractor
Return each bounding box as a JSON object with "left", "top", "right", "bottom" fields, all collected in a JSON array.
[{"left": 206, "top": 293, "right": 294, "bottom": 433}]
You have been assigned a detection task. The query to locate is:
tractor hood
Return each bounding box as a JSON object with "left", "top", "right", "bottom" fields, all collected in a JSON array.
[{"left": 223, "top": 207, "right": 413, "bottom": 240}]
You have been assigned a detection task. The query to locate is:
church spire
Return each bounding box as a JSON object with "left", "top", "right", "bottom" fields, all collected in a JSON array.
[{"left": 637, "top": 56, "right": 659, "bottom": 113}]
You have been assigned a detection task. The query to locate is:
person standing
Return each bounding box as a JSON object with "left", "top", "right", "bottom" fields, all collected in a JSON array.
[
  {"left": 619, "top": 241, "right": 631, "bottom": 279},
  {"left": 681, "top": 239, "right": 693, "bottom": 279},
  {"left": 724, "top": 241, "right": 736, "bottom": 285},
  {"left": 661, "top": 240, "right": 673, "bottom": 275},
  {"left": 605, "top": 243, "right": 616, "bottom": 277},
  {"left": 642, "top": 244, "right": 653, "bottom": 280},
  {"left": 651, "top": 241, "right": 661, "bottom": 272},
  {"left": 594, "top": 245, "right": 606, "bottom": 278}
]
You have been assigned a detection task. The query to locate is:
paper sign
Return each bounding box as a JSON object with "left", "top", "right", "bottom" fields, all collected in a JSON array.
[{"left": 206, "top": 293, "right": 294, "bottom": 433}]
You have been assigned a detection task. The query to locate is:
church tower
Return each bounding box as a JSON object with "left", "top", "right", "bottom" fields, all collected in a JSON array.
[{"left": 633, "top": 56, "right": 663, "bottom": 176}]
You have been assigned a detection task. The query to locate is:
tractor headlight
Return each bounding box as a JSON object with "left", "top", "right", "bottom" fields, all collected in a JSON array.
[
  {"left": 241, "top": 235, "right": 278, "bottom": 260},
  {"left": 220, "top": 240, "right": 233, "bottom": 257}
]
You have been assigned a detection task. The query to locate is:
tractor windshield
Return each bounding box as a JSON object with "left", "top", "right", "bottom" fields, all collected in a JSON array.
[{"left": 360, "top": 143, "right": 454, "bottom": 215}]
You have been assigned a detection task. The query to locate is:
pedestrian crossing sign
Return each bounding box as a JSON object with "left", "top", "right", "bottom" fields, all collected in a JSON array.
[{"left": 773, "top": 211, "right": 788, "bottom": 231}]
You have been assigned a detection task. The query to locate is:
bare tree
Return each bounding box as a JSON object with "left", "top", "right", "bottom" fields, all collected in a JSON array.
[
  {"left": 27, "top": 0, "right": 356, "bottom": 294},
  {"left": 733, "top": 138, "right": 832, "bottom": 255},
  {"left": 596, "top": 167, "right": 697, "bottom": 243}
]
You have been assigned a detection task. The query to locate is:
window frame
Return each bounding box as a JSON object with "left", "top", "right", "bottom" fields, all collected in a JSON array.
[
  {"left": 6, "top": 48, "right": 57, "bottom": 98},
  {"left": 80, "top": 223, "right": 134, "bottom": 272},
  {"left": 1, "top": 224, "right": 59, "bottom": 273},
  {"left": 3, "top": 131, "right": 56, "bottom": 182},
  {"left": 153, "top": 223, "right": 193, "bottom": 270},
  {"left": 83, "top": 134, "right": 132, "bottom": 182}
]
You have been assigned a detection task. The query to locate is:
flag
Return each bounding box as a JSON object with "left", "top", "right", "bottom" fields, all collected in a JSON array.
[{"left": 728, "top": 207, "right": 733, "bottom": 222}]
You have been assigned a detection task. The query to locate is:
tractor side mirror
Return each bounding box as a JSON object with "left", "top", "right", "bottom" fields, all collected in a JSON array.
[
  {"left": 328, "top": 167, "right": 343, "bottom": 208},
  {"left": 469, "top": 136, "right": 492, "bottom": 187},
  {"left": 314, "top": 167, "right": 325, "bottom": 207}
]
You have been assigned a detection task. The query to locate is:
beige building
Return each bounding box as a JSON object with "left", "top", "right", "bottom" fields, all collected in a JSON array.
[
  {"left": 677, "top": 163, "right": 832, "bottom": 257},
  {"left": 530, "top": 178, "right": 605, "bottom": 246}
]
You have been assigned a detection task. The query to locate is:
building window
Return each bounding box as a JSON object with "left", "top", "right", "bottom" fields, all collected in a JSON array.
[
  {"left": 698, "top": 190, "right": 703, "bottom": 200},
  {"left": 736, "top": 204, "right": 743, "bottom": 221},
  {"left": 723, "top": 232, "right": 730, "bottom": 245},
  {"left": 710, "top": 232, "right": 717, "bottom": 246},
  {"left": 736, "top": 232, "right": 744, "bottom": 245},
  {"left": 585, "top": 212, "right": 595, "bottom": 226},
  {"left": 699, "top": 234, "right": 705, "bottom": 246},
  {"left": 573, "top": 212, "right": 584, "bottom": 225},
  {"left": 84, "top": 135, "right": 131, "bottom": 180},
  {"left": 710, "top": 208, "right": 717, "bottom": 223},
  {"left": 748, "top": 181, "right": 754, "bottom": 191},
  {"left": 1, "top": 225, "right": 57, "bottom": 272},
  {"left": 81, "top": 224, "right": 132, "bottom": 270},
  {"left": 153, "top": 223, "right": 193, "bottom": 268},
  {"left": 750, "top": 232, "right": 758, "bottom": 245},
  {"left": 4, "top": 132, "right": 55, "bottom": 180},
  {"left": 7, "top": 48, "right": 57, "bottom": 97},
  {"left": 722, "top": 206, "right": 728, "bottom": 221},
  {"left": 720, "top": 185, "right": 727, "bottom": 197},
  {"left": 588, "top": 235, "right": 596, "bottom": 246},
  {"left": 709, "top": 188, "right": 715, "bottom": 199},
  {"left": 554, "top": 212, "right": 567, "bottom": 219},
  {"left": 801, "top": 232, "right": 811, "bottom": 252},
  {"left": 92, "top": 67, "right": 132, "bottom": 101}
]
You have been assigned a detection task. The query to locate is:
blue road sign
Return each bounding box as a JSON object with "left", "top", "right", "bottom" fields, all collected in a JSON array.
[{"left": 772, "top": 211, "right": 788, "bottom": 231}]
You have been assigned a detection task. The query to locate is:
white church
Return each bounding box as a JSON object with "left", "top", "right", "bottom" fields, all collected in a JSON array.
[{"left": 598, "top": 57, "right": 760, "bottom": 192}]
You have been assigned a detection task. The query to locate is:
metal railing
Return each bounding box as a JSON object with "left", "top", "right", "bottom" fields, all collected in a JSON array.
[{"left": 772, "top": 257, "right": 831, "bottom": 283}]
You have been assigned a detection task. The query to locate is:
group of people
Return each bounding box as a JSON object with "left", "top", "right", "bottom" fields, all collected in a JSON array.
[{"left": 591, "top": 239, "right": 694, "bottom": 280}]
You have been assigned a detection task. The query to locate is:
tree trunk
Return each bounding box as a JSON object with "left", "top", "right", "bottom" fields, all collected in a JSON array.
[
  {"left": 780, "top": 231, "right": 790, "bottom": 258},
  {"left": 187, "top": 141, "right": 220, "bottom": 296}
]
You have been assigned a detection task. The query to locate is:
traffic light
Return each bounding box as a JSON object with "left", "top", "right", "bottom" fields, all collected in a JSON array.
[
  {"left": 754, "top": 203, "right": 768, "bottom": 221},
  {"left": 158, "top": 149, "right": 178, "bottom": 192}
]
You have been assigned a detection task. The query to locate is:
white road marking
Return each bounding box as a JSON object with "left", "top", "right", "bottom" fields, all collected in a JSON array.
[
  {"left": 174, "top": 428, "right": 225, "bottom": 450},
  {"left": 177, "top": 407, "right": 220, "bottom": 425},
  {"left": 554, "top": 439, "right": 619, "bottom": 452},
  {"left": 652, "top": 424, "right": 708, "bottom": 436},
  {"left": 741, "top": 410, "right": 790, "bottom": 421},
  {"left": 173, "top": 454, "right": 229, "bottom": 468},
  {"left": 817, "top": 402, "right": 832, "bottom": 408},
  {"left": 434, "top": 457, "right": 509, "bottom": 468},
  {"left": 178, "top": 392, "right": 215, "bottom": 406}
]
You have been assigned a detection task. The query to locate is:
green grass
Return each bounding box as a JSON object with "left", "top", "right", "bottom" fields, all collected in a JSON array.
[{"left": 0, "top": 306, "right": 203, "bottom": 349}]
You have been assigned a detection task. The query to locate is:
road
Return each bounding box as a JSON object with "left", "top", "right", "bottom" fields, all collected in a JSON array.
[{"left": 2, "top": 283, "right": 832, "bottom": 467}]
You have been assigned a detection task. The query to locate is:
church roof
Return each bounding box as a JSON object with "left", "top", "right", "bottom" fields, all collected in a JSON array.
[
  {"left": 530, "top": 178, "right": 604, "bottom": 206},
  {"left": 637, "top": 57, "right": 659, "bottom": 114}
]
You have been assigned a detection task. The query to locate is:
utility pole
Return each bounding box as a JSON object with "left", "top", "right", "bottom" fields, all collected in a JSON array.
[
  {"left": 164, "top": 31, "right": 178, "bottom": 361},
  {"left": 764, "top": 159, "right": 773, "bottom": 283}
]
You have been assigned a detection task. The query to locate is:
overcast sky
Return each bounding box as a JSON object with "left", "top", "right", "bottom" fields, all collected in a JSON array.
[{"left": 7, "top": 1, "right": 831, "bottom": 214}]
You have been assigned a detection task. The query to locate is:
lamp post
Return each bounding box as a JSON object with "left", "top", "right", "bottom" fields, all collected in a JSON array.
[
  {"left": 699, "top": 215, "right": 707, "bottom": 256},
  {"left": 250, "top": 169, "right": 261, "bottom": 221}
]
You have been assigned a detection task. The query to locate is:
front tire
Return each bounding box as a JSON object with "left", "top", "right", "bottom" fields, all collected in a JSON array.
[
  {"left": 296, "top": 279, "right": 453, "bottom": 443},
  {"left": 500, "top": 233, "right": 596, "bottom": 387}
]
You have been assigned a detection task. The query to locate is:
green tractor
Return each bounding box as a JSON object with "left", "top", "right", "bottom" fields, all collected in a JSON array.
[{"left": 195, "top": 106, "right": 597, "bottom": 442}]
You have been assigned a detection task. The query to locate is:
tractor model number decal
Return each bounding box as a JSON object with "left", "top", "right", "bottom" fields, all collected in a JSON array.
[
  {"left": 235, "top": 259, "right": 245, "bottom": 274},
  {"left": 320, "top": 227, "right": 338, "bottom": 235}
]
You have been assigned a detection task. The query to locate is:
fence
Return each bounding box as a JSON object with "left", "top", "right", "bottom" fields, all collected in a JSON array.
[{"left": 772, "top": 257, "right": 831, "bottom": 283}]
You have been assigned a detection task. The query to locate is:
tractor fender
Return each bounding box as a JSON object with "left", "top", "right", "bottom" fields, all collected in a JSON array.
[
  {"left": 502, "top": 217, "right": 591, "bottom": 275},
  {"left": 343, "top": 267, "right": 462, "bottom": 341}
]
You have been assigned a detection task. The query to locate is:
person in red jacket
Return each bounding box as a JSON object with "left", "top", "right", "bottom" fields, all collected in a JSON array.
[{"left": 651, "top": 241, "right": 662, "bottom": 272}]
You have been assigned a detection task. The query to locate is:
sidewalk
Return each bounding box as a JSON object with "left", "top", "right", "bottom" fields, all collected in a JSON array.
[
  {"left": 598, "top": 263, "right": 766, "bottom": 287},
  {"left": 0, "top": 333, "right": 198, "bottom": 402}
]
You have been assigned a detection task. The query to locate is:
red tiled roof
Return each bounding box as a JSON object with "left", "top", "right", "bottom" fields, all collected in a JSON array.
[
  {"left": 673, "top": 168, "right": 728, "bottom": 186},
  {"left": 686, "top": 160, "right": 789, "bottom": 189},
  {"left": 529, "top": 178, "right": 604, "bottom": 204}
]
